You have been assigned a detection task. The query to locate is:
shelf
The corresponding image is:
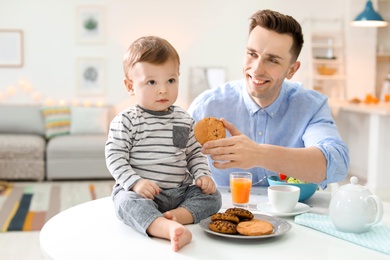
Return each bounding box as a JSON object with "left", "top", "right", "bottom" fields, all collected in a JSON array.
[
  {"left": 313, "top": 58, "right": 343, "bottom": 64},
  {"left": 308, "top": 18, "right": 346, "bottom": 100},
  {"left": 377, "top": 52, "right": 390, "bottom": 57},
  {"left": 314, "top": 75, "right": 346, "bottom": 81},
  {"left": 312, "top": 44, "right": 343, "bottom": 49}
]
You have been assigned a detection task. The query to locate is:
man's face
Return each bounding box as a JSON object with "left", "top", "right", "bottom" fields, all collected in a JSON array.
[{"left": 243, "top": 26, "right": 300, "bottom": 108}]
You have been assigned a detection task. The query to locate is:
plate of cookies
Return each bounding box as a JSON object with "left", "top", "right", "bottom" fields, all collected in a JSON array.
[{"left": 200, "top": 207, "right": 292, "bottom": 239}]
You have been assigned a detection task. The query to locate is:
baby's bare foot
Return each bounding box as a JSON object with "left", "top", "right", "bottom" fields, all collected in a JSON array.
[
  {"left": 170, "top": 225, "right": 192, "bottom": 252},
  {"left": 163, "top": 211, "right": 177, "bottom": 222}
]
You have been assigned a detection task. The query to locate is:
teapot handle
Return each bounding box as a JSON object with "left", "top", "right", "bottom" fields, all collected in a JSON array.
[{"left": 365, "top": 195, "right": 384, "bottom": 227}]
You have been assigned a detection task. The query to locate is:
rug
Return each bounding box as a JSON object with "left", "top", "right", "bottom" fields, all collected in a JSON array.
[{"left": 0, "top": 180, "right": 114, "bottom": 232}]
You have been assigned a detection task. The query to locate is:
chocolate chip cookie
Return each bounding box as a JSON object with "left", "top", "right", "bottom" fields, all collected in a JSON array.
[
  {"left": 210, "top": 213, "right": 240, "bottom": 223},
  {"left": 225, "top": 207, "right": 254, "bottom": 220},
  {"left": 194, "top": 117, "right": 226, "bottom": 145},
  {"left": 209, "top": 220, "right": 238, "bottom": 234}
]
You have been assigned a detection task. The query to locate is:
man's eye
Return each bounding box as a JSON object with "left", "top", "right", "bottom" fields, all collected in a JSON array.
[
  {"left": 168, "top": 78, "right": 176, "bottom": 84},
  {"left": 147, "top": 80, "right": 156, "bottom": 85},
  {"left": 247, "top": 51, "right": 256, "bottom": 57}
]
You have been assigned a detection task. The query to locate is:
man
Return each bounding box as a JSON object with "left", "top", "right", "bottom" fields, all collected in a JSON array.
[{"left": 188, "top": 9, "right": 349, "bottom": 189}]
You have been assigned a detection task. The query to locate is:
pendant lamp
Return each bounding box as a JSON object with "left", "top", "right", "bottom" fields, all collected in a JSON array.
[{"left": 351, "top": 0, "right": 388, "bottom": 27}]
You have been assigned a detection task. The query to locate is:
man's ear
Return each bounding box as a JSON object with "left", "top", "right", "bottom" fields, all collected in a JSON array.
[
  {"left": 286, "top": 61, "right": 301, "bottom": 80},
  {"left": 124, "top": 77, "right": 135, "bottom": 95}
]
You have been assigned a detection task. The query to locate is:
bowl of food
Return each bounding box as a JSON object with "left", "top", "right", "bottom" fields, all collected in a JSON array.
[
  {"left": 267, "top": 174, "right": 318, "bottom": 202},
  {"left": 317, "top": 65, "right": 337, "bottom": 76}
]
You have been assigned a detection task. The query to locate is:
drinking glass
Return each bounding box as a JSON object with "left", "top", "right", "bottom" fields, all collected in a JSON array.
[{"left": 230, "top": 172, "right": 252, "bottom": 207}]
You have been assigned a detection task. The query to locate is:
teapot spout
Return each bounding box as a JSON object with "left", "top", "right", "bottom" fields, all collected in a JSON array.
[{"left": 329, "top": 183, "right": 339, "bottom": 198}]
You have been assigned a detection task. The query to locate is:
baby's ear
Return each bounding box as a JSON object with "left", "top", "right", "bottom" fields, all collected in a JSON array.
[{"left": 124, "top": 77, "right": 135, "bottom": 95}]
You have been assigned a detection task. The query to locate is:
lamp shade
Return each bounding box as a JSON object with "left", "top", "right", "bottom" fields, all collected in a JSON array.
[{"left": 351, "top": 0, "right": 388, "bottom": 27}]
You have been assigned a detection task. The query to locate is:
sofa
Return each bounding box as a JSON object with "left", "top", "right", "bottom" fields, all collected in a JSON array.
[{"left": 0, "top": 104, "right": 116, "bottom": 181}]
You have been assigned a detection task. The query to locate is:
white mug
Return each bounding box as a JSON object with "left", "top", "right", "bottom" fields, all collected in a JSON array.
[{"left": 268, "top": 185, "right": 300, "bottom": 213}]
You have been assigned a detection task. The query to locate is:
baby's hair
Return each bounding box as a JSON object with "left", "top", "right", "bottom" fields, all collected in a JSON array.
[{"left": 123, "top": 36, "right": 180, "bottom": 78}]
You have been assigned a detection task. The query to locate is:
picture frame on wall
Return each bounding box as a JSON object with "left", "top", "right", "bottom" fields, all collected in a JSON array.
[
  {"left": 77, "top": 58, "right": 106, "bottom": 95},
  {"left": 76, "top": 5, "right": 105, "bottom": 44},
  {"left": 0, "top": 30, "right": 23, "bottom": 67}
]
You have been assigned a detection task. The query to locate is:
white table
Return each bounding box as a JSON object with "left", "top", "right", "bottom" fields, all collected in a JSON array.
[{"left": 40, "top": 187, "right": 390, "bottom": 260}]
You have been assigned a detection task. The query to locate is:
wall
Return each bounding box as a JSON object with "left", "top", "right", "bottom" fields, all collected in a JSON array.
[{"left": 0, "top": 0, "right": 378, "bottom": 109}]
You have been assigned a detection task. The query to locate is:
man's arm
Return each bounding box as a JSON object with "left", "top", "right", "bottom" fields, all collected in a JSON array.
[{"left": 201, "top": 119, "right": 327, "bottom": 183}]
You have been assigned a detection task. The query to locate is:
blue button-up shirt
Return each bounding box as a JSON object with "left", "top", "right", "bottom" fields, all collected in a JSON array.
[{"left": 187, "top": 79, "right": 349, "bottom": 189}]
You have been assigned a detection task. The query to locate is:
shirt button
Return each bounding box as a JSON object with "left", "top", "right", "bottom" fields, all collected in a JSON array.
[{"left": 258, "top": 131, "right": 263, "bottom": 136}]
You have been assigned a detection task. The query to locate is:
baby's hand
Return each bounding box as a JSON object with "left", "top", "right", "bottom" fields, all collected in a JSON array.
[
  {"left": 132, "top": 179, "right": 161, "bottom": 199},
  {"left": 196, "top": 176, "right": 216, "bottom": 194}
]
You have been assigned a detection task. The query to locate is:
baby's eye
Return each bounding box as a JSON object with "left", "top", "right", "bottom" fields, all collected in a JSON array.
[
  {"left": 147, "top": 80, "right": 156, "bottom": 85},
  {"left": 168, "top": 78, "right": 176, "bottom": 84}
]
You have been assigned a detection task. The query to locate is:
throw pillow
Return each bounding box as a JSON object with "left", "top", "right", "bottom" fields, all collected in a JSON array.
[
  {"left": 70, "top": 106, "right": 108, "bottom": 134},
  {"left": 41, "top": 106, "right": 71, "bottom": 139}
]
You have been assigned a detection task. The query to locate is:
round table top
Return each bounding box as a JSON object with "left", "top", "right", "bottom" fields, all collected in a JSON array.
[{"left": 40, "top": 187, "right": 390, "bottom": 259}]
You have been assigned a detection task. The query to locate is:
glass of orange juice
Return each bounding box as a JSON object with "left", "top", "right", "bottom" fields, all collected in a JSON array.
[{"left": 230, "top": 172, "right": 252, "bottom": 207}]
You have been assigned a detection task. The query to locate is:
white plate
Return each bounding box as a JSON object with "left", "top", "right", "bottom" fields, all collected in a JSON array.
[
  {"left": 256, "top": 202, "right": 311, "bottom": 217},
  {"left": 199, "top": 213, "right": 292, "bottom": 239}
]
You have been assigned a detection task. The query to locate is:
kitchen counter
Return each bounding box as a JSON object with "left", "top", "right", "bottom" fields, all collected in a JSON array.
[
  {"left": 329, "top": 100, "right": 390, "bottom": 116},
  {"left": 329, "top": 100, "right": 390, "bottom": 200}
]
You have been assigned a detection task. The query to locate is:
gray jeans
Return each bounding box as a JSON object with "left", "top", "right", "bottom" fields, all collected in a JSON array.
[{"left": 113, "top": 185, "right": 222, "bottom": 236}]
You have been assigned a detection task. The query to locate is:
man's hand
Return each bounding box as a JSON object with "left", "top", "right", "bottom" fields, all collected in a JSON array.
[
  {"left": 196, "top": 176, "right": 216, "bottom": 194},
  {"left": 201, "top": 118, "right": 260, "bottom": 169},
  {"left": 131, "top": 179, "right": 161, "bottom": 199}
]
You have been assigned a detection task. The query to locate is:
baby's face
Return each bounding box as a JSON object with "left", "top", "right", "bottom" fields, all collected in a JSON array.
[{"left": 126, "top": 59, "right": 179, "bottom": 111}]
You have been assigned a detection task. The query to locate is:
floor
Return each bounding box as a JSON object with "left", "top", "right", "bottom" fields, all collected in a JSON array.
[
  {"left": 0, "top": 231, "right": 44, "bottom": 260},
  {"left": 0, "top": 180, "right": 115, "bottom": 260},
  {"left": 1, "top": 176, "right": 388, "bottom": 260}
]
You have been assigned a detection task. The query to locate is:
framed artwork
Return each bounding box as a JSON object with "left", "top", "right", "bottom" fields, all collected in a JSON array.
[
  {"left": 0, "top": 30, "right": 23, "bottom": 67},
  {"left": 77, "top": 58, "right": 106, "bottom": 95},
  {"left": 76, "top": 6, "right": 105, "bottom": 44}
]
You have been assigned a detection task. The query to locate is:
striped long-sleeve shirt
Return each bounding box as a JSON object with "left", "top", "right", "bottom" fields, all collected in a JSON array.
[{"left": 105, "top": 105, "right": 211, "bottom": 191}]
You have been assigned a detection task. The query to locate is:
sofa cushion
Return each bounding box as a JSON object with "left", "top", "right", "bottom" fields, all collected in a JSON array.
[
  {"left": 70, "top": 107, "right": 109, "bottom": 134},
  {"left": 0, "top": 134, "right": 46, "bottom": 159},
  {"left": 41, "top": 106, "right": 71, "bottom": 139},
  {"left": 0, "top": 105, "right": 45, "bottom": 135},
  {"left": 0, "top": 134, "right": 45, "bottom": 180},
  {"left": 47, "top": 134, "right": 107, "bottom": 159},
  {"left": 46, "top": 134, "right": 110, "bottom": 180}
]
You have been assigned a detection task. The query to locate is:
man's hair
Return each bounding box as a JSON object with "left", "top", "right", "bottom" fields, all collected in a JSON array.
[
  {"left": 123, "top": 36, "right": 180, "bottom": 77},
  {"left": 249, "top": 9, "right": 304, "bottom": 61}
]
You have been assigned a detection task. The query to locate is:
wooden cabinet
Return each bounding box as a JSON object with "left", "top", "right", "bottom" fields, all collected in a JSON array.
[{"left": 307, "top": 18, "right": 346, "bottom": 100}]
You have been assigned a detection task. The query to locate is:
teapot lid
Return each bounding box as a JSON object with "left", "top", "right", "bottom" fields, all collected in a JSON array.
[{"left": 340, "top": 176, "right": 367, "bottom": 192}]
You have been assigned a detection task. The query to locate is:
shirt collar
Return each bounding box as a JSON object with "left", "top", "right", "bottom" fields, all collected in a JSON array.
[
  {"left": 242, "top": 81, "right": 285, "bottom": 119},
  {"left": 137, "top": 105, "right": 173, "bottom": 116}
]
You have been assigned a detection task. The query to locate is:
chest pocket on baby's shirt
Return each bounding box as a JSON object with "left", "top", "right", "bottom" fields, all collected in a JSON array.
[{"left": 173, "top": 126, "right": 190, "bottom": 149}]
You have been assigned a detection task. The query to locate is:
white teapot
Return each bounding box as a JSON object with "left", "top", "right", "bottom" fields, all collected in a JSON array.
[{"left": 329, "top": 176, "right": 383, "bottom": 233}]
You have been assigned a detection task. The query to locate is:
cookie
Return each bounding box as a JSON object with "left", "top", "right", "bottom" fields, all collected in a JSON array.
[
  {"left": 225, "top": 207, "right": 254, "bottom": 220},
  {"left": 194, "top": 117, "right": 226, "bottom": 145},
  {"left": 237, "top": 219, "right": 274, "bottom": 236},
  {"left": 210, "top": 213, "right": 240, "bottom": 223},
  {"left": 209, "top": 220, "right": 238, "bottom": 234}
]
